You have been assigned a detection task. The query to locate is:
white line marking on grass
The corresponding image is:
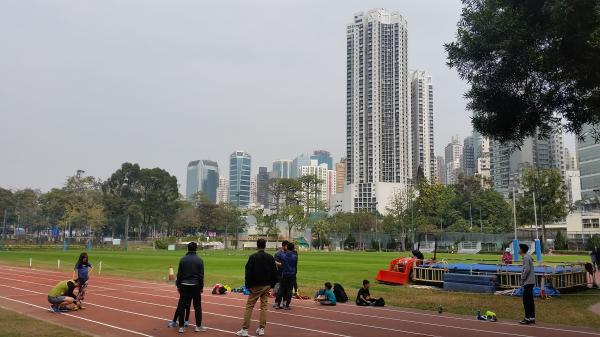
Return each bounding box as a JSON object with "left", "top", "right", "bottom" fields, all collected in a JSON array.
[{"left": 0, "top": 294, "right": 157, "bottom": 337}]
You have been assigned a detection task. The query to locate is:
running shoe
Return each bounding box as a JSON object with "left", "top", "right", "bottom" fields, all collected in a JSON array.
[
  {"left": 49, "top": 305, "right": 59, "bottom": 313},
  {"left": 178, "top": 327, "right": 185, "bottom": 333},
  {"left": 256, "top": 327, "right": 265, "bottom": 336},
  {"left": 194, "top": 326, "right": 207, "bottom": 332},
  {"left": 235, "top": 329, "right": 249, "bottom": 336},
  {"left": 167, "top": 320, "right": 177, "bottom": 328},
  {"left": 184, "top": 320, "right": 189, "bottom": 327}
]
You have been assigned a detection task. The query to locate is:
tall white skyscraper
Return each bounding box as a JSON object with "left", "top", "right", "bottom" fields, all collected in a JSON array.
[
  {"left": 346, "top": 9, "right": 410, "bottom": 213},
  {"left": 216, "top": 176, "right": 229, "bottom": 204},
  {"left": 445, "top": 136, "right": 463, "bottom": 185},
  {"left": 410, "top": 70, "right": 434, "bottom": 182},
  {"left": 300, "top": 160, "right": 336, "bottom": 210}
]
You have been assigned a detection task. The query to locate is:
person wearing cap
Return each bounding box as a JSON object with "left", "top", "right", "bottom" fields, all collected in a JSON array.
[
  {"left": 502, "top": 248, "right": 513, "bottom": 265},
  {"left": 519, "top": 243, "right": 536, "bottom": 324},
  {"left": 175, "top": 242, "right": 206, "bottom": 333}
]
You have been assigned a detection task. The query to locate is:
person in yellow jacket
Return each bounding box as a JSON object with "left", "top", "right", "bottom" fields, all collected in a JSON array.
[{"left": 48, "top": 279, "right": 80, "bottom": 312}]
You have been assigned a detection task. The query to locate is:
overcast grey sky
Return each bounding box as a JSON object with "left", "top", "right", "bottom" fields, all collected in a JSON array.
[{"left": 1, "top": 0, "right": 567, "bottom": 193}]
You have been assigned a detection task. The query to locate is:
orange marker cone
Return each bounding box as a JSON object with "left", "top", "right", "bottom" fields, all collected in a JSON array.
[{"left": 168, "top": 265, "right": 175, "bottom": 281}]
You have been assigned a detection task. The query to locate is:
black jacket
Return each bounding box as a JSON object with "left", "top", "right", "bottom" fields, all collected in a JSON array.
[
  {"left": 176, "top": 252, "right": 204, "bottom": 288},
  {"left": 245, "top": 250, "right": 277, "bottom": 288}
]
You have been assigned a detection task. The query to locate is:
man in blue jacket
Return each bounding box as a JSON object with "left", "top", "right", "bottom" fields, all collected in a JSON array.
[{"left": 276, "top": 242, "right": 298, "bottom": 310}]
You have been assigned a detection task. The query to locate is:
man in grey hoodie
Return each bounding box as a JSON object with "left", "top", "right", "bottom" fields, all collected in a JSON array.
[{"left": 519, "top": 243, "right": 536, "bottom": 324}]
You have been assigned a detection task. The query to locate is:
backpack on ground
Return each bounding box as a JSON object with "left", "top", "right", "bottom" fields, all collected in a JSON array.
[
  {"left": 373, "top": 298, "right": 385, "bottom": 307},
  {"left": 333, "top": 283, "right": 349, "bottom": 303}
]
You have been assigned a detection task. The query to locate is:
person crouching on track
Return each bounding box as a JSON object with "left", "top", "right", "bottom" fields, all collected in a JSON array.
[
  {"left": 48, "top": 278, "right": 80, "bottom": 312},
  {"left": 72, "top": 252, "right": 92, "bottom": 310},
  {"left": 519, "top": 243, "right": 536, "bottom": 325},
  {"left": 315, "top": 282, "right": 337, "bottom": 306},
  {"left": 175, "top": 242, "right": 207, "bottom": 333}
]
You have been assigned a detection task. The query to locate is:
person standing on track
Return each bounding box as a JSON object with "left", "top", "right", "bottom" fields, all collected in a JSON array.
[
  {"left": 175, "top": 242, "right": 207, "bottom": 333},
  {"left": 236, "top": 239, "right": 277, "bottom": 337},
  {"left": 276, "top": 242, "right": 297, "bottom": 310},
  {"left": 273, "top": 240, "right": 288, "bottom": 308},
  {"left": 519, "top": 243, "right": 536, "bottom": 325},
  {"left": 72, "top": 252, "right": 92, "bottom": 310}
]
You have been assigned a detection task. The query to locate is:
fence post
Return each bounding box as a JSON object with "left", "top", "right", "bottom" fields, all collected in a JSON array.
[
  {"left": 57, "top": 259, "right": 60, "bottom": 270},
  {"left": 29, "top": 257, "right": 32, "bottom": 269},
  {"left": 98, "top": 261, "right": 102, "bottom": 275}
]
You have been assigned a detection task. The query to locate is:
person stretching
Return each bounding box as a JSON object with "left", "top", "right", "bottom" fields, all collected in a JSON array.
[
  {"left": 72, "top": 252, "right": 92, "bottom": 309},
  {"left": 48, "top": 279, "right": 80, "bottom": 312}
]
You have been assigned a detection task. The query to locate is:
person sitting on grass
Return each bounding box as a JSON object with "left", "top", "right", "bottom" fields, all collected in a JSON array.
[
  {"left": 356, "top": 280, "right": 383, "bottom": 306},
  {"left": 72, "top": 252, "right": 92, "bottom": 309},
  {"left": 314, "top": 282, "right": 336, "bottom": 306},
  {"left": 47, "top": 278, "right": 80, "bottom": 312}
]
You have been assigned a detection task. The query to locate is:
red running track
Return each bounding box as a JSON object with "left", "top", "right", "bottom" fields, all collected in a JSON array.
[{"left": 0, "top": 264, "right": 598, "bottom": 337}]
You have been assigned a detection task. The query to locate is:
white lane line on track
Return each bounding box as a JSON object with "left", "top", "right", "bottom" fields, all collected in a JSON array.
[
  {"left": 4, "top": 265, "right": 600, "bottom": 337},
  {"left": 0, "top": 277, "right": 350, "bottom": 337},
  {"left": 0, "top": 270, "right": 575, "bottom": 337},
  {"left": 0, "top": 273, "right": 535, "bottom": 337},
  {"left": 0, "top": 294, "right": 157, "bottom": 337}
]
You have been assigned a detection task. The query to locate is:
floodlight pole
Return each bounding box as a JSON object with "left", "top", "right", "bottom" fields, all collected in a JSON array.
[
  {"left": 512, "top": 185, "right": 517, "bottom": 239},
  {"left": 532, "top": 191, "right": 539, "bottom": 240}
]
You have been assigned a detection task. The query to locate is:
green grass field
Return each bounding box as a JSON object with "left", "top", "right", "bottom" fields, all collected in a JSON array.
[
  {"left": 0, "top": 249, "right": 599, "bottom": 328},
  {"left": 0, "top": 307, "right": 91, "bottom": 337}
]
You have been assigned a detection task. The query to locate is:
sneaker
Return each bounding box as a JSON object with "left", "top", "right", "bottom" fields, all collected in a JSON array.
[
  {"left": 235, "top": 329, "right": 249, "bottom": 337},
  {"left": 272, "top": 303, "right": 279, "bottom": 309},
  {"left": 178, "top": 327, "right": 185, "bottom": 333},
  {"left": 49, "top": 305, "right": 59, "bottom": 313},
  {"left": 78, "top": 304, "right": 86, "bottom": 310},
  {"left": 284, "top": 306, "right": 291, "bottom": 310},
  {"left": 71, "top": 306, "right": 78, "bottom": 311},
  {"left": 256, "top": 328, "right": 265, "bottom": 336},
  {"left": 167, "top": 320, "right": 177, "bottom": 328},
  {"left": 528, "top": 318, "right": 536, "bottom": 324},
  {"left": 194, "top": 326, "right": 207, "bottom": 332},
  {"left": 519, "top": 319, "right": 529, "bottom": 325},
  {"left": 184, "top": 321, "right": 189, "bottom": 327},
  {"left": 275, "top": 305, "right": 283, "bottom": 310}
]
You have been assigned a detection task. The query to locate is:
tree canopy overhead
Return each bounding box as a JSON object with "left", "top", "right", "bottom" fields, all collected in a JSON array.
[{"left": 446, "top": 0, "right": 600, "bottom": 144}]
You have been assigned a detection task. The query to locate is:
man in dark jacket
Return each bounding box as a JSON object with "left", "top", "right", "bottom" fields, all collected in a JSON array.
[
  {"left": 236, "top": 239, "right": 277, "bottom": 337},
  {"left": 175, "top": 242, "right": 206, "bottom": 333}
]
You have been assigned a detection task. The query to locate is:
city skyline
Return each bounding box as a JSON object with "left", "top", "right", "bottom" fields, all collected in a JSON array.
[{"left": 0, "top": 1, "right": 577, "bottom": 194}]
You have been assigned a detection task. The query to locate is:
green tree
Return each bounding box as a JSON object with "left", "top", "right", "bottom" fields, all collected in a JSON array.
[
  {"left": 214, "top": 203, "right": 245, "bottom": 249},
  {"left": 136, "top": 167, "right": 179, "bottom": 239},
  {"left": 279, "top": 204, "right": 306, "bottom": 240},
  {"left": 384, "top": 188, "right": 414, "bottom": 251},
  {"left": 312, "top": 218, "right": 331, "bottom": 250},
  {"left": 446, "top": 0, "right": 600, "bottom": 144},
  {"left": 415, "top": 183, "right": 456, "bottom": 231},
  {"left": 517, "top": 167, "right": 568, "bottom": 243},
  {"left": 554, "top": 230, "right": 568, "bottom": 250},
  {"left": 62, "top": 170, "right": 105, "bottom": 240},
  {"left": 102, "top": 162, "right": 142, "bottom": 240}
]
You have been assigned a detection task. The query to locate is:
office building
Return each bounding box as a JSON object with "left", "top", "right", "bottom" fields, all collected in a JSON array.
[
  {"left": 311, "top": 150, "right": 334, "bottom": 170},
  {"left": 250, "top": 177, "right": 257, "bottom": 206},
  {"left": 345, "top": 9, "right": 411, "bottom": 213},
  {"left": 272, "top": 160, "right": 292, "bottom": 179},
  {"left": 300, "top": 160, "right": 336, "bottom": 209},
  {"left": 445, "top": 136, "right": 463, "bottom": 185},
  {"left": 186, "top": 160, "right": 219, "bottom": 203},
  {"left": 335, "top": 159, "right": 347, "bottom": 194},
  {"left": 436, "top": 156, "right": 446, "bottom": 184},
  {"left": 256, "top": 167, "right": 270, "bottom": 208},
  {"left": 216, "top": 176, "right": 229, "bottom": 204},
  {"left": 410, "top": 70, "right": 435, "bottom": 182},
  {"left": 229, "top": 150, "right": 252, "bottom": 207},
  {"left": 462, "top": 136, "right": 475, "bottom": 176},
  {"left": 291, "top": 154, "right": 310, "bottom": 179},
  {"left": 577, "top": 124, "right": 600, "bottom": 200}
]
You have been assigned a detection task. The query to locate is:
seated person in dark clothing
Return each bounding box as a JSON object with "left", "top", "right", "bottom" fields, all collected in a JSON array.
[
  {"left": 356, "top": 280, "right": 383, "bottom": 306},
  {"left": 411, "top": 250, "right": 424, "bottom": 260}
]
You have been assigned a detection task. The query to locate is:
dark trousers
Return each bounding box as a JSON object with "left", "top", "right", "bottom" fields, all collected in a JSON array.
[
  {"left": 173, "top": 302, "right": 191, "bottom": 322},
  {"left": 279, "top": 275, "right": 295, "bottom": 307},
  {"left": 356, "top": 298, "right": 377, "bottom": 306},
  {"left": 177, "top": 285, "right": 202, "bottom": 327},
  {"left": 522, "top": 284, "right": 535, "bottom": 319},
  {"left": 274, "top": 275, "right": 283, "bottom": 305}
]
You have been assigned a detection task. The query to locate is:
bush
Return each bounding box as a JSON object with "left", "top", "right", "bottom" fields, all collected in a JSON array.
[
  {"left": 154, "top": 239, "right": 169, "bottom": 250},
  {"left": 343, "top": 234, "right": 356, "bottom": 250},
  {"left": 554, "top": 231, "right": 568, "bottom": 250}
]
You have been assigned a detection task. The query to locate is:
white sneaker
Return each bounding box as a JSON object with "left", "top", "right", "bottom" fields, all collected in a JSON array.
[
  {"left": 235, "top": 329, "right": 249, "bottom": 337},
  {"left": 256, "top": 327, "right": 265, "bottom": 336},
  {"left": 178, "top": 327, "right": 185, "bottom": 333},
  {"left": 195, "top": 326, "right": 207, "bottom": 332}
]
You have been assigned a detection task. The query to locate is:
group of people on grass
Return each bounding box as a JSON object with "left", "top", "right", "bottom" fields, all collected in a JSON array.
[{"left": 45, "top": 240, "right": 540, "bottom": 334}]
